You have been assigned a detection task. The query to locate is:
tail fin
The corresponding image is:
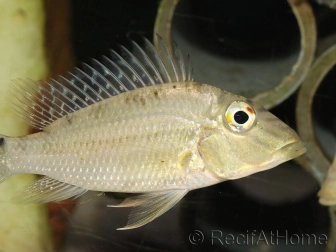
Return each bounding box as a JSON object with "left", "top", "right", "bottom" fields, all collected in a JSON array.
[{"left": 0, "top": 136, "right": 11, "bottom": 183}]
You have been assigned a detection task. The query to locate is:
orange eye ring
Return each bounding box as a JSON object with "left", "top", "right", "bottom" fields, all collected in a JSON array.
[{"left": 224, "top": 101, "right": 256, "bottom": 132}]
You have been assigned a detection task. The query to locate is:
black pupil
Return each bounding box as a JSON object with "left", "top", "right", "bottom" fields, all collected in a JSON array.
[{"left": 234, "top": 111, "right": 249, "bottom": 124}]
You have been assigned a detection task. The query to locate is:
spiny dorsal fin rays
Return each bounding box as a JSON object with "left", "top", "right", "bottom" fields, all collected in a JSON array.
[
  {"left": 48, "top": 78, "right": 87, "bottom": 110},
  {"left": 90, "top": 59, "right": 124, "bottom": 95},
  {"left": 186, "top": 54, "right": 193, "bottom": 81},
  {"left": 100, "top": 56, "right": 137, "bottom": 91},
  {"left": 22, "top": 79, "right": 67, "bottom": 119},
  {"left": 156, "top": 35, "right": 180, "bottom": 83},
  {"left": 9, "top": 101, "right": 47, "bottom": 130},
  {"left": 8, "top": 80, "right": 62, "bottom": 129},
  {"left": 130, "top": 40, "right": 164, "bottom": 84},
  {"left": 109, "top": 49, "right": 147, "bottom": 88},
  {"left": 172, "top": 40, "right": 185, "bottom": 81},
  {"left": 79, "top": 64, "right": 112, "bottom": 99},
  {"left": 142, "top": 37, "right": 172, "bottom": 83},
  {"left": 82, "top": 62, "right": 120, "bottom": 97},
  {"left": 10, "top": 36, "right": 192, "bottom": 129},
  {"left": 31, "top": 78, "right": 77, "bottom": 117},
  {"left": 8, "top": 101, "right": 42, "bottom": 130},
  {"left": 10, "top": 99, "right": 49, "bottom": 129},
  {"left": 67, "top": 70, "right": 105, "bottom": 102},
  {"left": 118, "top": 45, "right": 156, "bottom": 86},
  {"left": 42, "top": 79, "right": 79, "bottom": 113},
  {"left": 58, "top": 75, "right": 97, "bottom": 106},
  {"left": 9, "top": 82, "right": 52, "bottom": 127}
]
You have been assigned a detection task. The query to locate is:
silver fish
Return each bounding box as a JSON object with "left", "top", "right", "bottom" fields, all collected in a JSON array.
[{"left": 0, "top": 37, "right": 306, "bottom": 230}]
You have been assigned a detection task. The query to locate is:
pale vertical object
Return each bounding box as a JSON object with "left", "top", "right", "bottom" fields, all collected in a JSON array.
[
  {"left": 319, "top": 154, "right": 336, "bottom": 205},
  {"left": 315, "top": 0, "right": 336, "bottom": 9},
  {"left": 0, "top": 0, "right": 52, "bottom": 251}
]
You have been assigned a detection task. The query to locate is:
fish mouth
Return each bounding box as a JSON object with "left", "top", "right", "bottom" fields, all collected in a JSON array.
[
  {"left": 228, "top": 141, "right": 306, "bottom": 180},
  {"left": 277, "top": 141, "right": 306, "bottom": 160}
]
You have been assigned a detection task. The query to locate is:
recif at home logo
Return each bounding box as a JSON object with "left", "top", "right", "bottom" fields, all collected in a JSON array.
[{"left": 188, "top": 230, "right": 328, "bottom": 246}]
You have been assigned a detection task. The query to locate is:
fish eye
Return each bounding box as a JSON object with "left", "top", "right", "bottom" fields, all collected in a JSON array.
[
  {"left": 224, "top": 101, "right": 256, "bottom": 132},
  {"left": 234, "top": 111, "right": 249, "bottom": 124}
]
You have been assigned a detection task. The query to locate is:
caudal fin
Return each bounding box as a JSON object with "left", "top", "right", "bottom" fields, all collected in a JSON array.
[{"left": 0, "top": 136, "right": 11, "bottom": 183}]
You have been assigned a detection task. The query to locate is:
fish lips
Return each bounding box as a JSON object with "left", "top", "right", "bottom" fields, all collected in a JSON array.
[
  {"left": 239, "top": 141, "right": 306, "bottom": 178},
  {"left": 228, "top": 141, "right": 306, "bottom": 180},
  {"left": 275, "top": 140, "right": 307, "bottom": 161}
]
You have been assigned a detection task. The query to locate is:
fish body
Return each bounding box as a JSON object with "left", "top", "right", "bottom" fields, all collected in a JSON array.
[
  {"left": 0, "top": 37, "right": 306, "bottom": 229},
  {"left": 5, "top": 82, "right": 222, "bottom": 192}
]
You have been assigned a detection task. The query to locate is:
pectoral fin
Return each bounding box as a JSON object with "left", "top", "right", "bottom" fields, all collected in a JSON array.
[{"left": 108, "top": 189, "right": 188, "bottom": 230}]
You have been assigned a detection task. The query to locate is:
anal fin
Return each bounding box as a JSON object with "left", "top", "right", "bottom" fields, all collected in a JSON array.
[
  {"left": 11, "top": 176, "right": 87, "bottom": 204},
  {"left": 107, "top": 189, "right": 188, "bottom": 230}
]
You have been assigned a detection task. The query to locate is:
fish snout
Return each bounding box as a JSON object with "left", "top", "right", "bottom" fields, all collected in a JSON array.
[
  {"left": 271, "top": 121, "right": 306, "bottom": 161},
  {"left": 277, "top": 140, "right": 306, "bottom": 160}
]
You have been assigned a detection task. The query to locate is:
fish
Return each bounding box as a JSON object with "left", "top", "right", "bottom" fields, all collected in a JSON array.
[
  {"left": 0, "top": 36, "right": 306, "bottom": 230},
  {"left": 318, "top": 153, "right": 336, "bottom": 205}
]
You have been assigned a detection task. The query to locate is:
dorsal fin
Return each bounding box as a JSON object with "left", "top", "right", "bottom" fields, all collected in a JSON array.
[{"left": 8, "top": 36, "right": 193, "bottom": 130}]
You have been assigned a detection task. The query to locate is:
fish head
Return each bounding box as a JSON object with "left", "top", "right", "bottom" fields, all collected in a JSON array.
[{"left": 199, "top": 93, "right": 306, "bottom": 180}]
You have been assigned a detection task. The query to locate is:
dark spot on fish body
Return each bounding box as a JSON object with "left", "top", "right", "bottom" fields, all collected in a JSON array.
[
  {"left": 140, "top": 97, "right": 146, "bottom": 106},
  {"left": 153, "top": 91, "right": 159, "bottom": 98},
  {"left": 128, "top": 93, "right": 147, "bottom": 106},
  {"left": 173, "top": 85, "right": 176, "bottom": 89},
  {"left": 66, "top": 115, "right": 72, "bottom": 125},
  {"left": 192, "top": 82, "right": 202, "bottom": 88},
  {"left": 186, "top": 82, "right": 203, "bottom": 93},
  {"left": 125, "top": 96, "right": 131, "bottom": 103},
  {"left": 132, "top": 94, "right": 139, "bottom": 103},
  {"left": 0, "top": 137, "right": 4, "bottom": 146},
  {"left": 153, "top": 131, "right": 162, "bottom": 139}
]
